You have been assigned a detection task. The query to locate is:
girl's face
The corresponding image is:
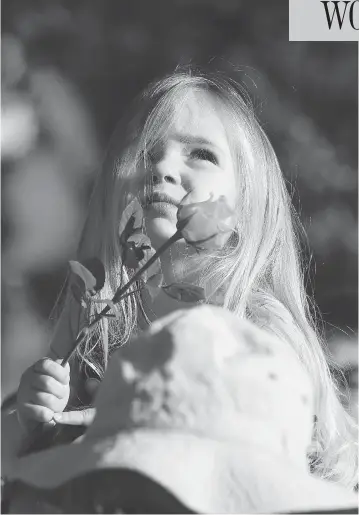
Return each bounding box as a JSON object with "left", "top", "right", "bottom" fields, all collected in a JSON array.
[{"left": 141, "top": 91, "right": 237, "bottom": 248}]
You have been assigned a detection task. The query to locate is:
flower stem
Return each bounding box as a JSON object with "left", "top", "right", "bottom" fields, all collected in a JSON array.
[{"left": 61, "top": 229, "right": 182, "bottom": 366}]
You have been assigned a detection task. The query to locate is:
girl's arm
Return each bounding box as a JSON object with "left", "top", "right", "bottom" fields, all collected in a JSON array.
[
  {"left": 1, "top": 409, "right": 27, "bottom": 476},
  {"left": 1, "top": 279, "right": 94, "bottom": 474},
  {"left": 1, "top": 357, "right": 70, "bottom": 477}
]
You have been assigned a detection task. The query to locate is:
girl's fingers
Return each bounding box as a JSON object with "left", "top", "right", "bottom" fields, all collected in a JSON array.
[
  {"left": 53, "top": 408, "right": 96, "bottom": 426},
  {"left": 34, "top": 359, "right": 70, "bottom": 385},
  {"left": 31, "top": 375, "right": 68, "bottom": 399},
  {"left": 28, "top": 391, "right": 65, "bottom": 413},
  {"left": 21, "top": 403, "right": 55, "bottom": 423}
]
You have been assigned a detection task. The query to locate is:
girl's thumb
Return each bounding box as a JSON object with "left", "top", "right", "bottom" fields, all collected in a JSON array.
[{"left": 53, "top": 408, "right": 96, "bottom": 426}]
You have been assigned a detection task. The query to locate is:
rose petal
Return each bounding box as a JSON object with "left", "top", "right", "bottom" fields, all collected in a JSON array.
[{"left": 177, "top": 195, "right": 236, "bottom": 251}]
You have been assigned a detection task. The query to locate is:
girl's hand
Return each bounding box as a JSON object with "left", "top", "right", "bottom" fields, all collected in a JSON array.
[
  {"left": 52, "top": 377, "right": 98, "bottom": 427},
  {"left": 17, "top": 358, "right": 70, "bottom": 433},
  {"left": 53, "top": 407, "right": 96, "bottom": 426}
]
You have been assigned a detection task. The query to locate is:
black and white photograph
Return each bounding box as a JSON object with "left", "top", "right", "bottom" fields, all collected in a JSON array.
[{"left": 1, "top": 1, "right": 358, "bottom": 513}]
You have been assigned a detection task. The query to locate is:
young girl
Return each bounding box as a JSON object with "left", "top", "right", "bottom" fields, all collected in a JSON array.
[{"left": 6, "top": 67, "right": 358, "bottom": 490}]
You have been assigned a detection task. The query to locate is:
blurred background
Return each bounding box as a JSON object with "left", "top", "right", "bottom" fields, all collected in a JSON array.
[{"left": 1, "top": 0, "right": 358, "bottom": 418}]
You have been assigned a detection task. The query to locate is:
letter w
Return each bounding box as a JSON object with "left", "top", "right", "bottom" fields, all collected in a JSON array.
[{"left": 321, "top": 1, "right": 350, "bottom": 29}]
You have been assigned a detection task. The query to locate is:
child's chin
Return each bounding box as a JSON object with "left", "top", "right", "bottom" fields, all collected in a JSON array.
[{"left": 145, "top": 217, "right": 178, "bottom": 248}]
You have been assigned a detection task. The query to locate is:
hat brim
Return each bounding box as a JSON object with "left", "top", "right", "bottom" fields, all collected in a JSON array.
[{"left": 7, "top": 428, "right": 358, "bottom": 514}]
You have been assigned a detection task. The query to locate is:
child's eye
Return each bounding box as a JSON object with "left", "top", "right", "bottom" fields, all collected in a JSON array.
[
  {"left": 190, "top": 148, "right": 218, "bottom": 165},
  {"left": 146, "top": 146, "right": 163, "bottom": 165},
  {"left": 138, "top": 149, "right": 156, "bottom": 168},
  {"left": 145, "top": 150, "right": 154, "bottom": 164}
]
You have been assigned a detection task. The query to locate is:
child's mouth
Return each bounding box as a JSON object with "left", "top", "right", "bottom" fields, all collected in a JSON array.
[{"left": 144, "top": 192, "right": 180, "bottom": 208}]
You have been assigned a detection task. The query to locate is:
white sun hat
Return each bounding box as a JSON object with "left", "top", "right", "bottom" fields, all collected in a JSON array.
[{"left": 6, "top": 306, "right": 358, "bottom": 513}]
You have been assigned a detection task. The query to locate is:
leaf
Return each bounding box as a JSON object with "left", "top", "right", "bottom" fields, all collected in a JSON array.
[
  {"left": 162, "top": 283, "right": 206, "bottom": 303},
  {"left": 70, "top": 283, "right": 85, "bottom": 306},
  {"left": 147, "top": 273, "right": 164, "bottom": 288},
  {"left": 119, "top": 199, "right": 144, "bottom": 245},
  {"left": 119, "top": 200, "right": 156, "bottom": 270},
  {"left": 81, "top": 257, "right": 105, "bottom": 292},
  {"left": 127, "top": 232, "right": 152, "bottom": 248},
  {"left": 145, "top": 273, "right": 164, "bottom": 300},
  {"left": 68, "top": 259, "right": 105, "bottom": 314},
  {"left": 123, "top": 243, "right": 155, "bottom": 269},
  {"left": 69, "top": 260, "right": 97, "bottom": 293},
  {"left": 123, "top": 244, "right": 144, "bottom": 269},
  {"left": 119, "top": 200, "right": 157, "bottom": 271},
  {"left": 122, "top": 233, "right": 155, "bottom": 269}
]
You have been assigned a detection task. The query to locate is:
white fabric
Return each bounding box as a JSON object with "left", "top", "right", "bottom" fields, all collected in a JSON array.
[{"left": 6, "top": 306, "right": 358, "bottom": 513}]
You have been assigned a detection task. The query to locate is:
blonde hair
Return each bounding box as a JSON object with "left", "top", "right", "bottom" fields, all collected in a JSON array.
[{"left": 69, "top": 66, "right": 357, "bottom": 487}]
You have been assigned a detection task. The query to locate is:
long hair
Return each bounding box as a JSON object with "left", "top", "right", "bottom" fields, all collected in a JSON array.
[{"left": 66, "top": 67, "right": 357, "bottom": 487}]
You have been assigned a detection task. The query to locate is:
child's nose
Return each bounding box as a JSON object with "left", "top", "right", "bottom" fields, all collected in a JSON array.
[{"left": 151, "top": 155, "right": 182, "bottom": 186}]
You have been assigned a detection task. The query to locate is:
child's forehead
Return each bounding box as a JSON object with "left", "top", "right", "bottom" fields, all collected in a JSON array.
[{"left": 164, "top": 90, "right": 231, "bottom": 145}]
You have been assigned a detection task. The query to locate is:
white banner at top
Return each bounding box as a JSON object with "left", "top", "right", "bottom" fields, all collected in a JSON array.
[{"left": 289, "top": 0, "right": 359, "bottom": 41}]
